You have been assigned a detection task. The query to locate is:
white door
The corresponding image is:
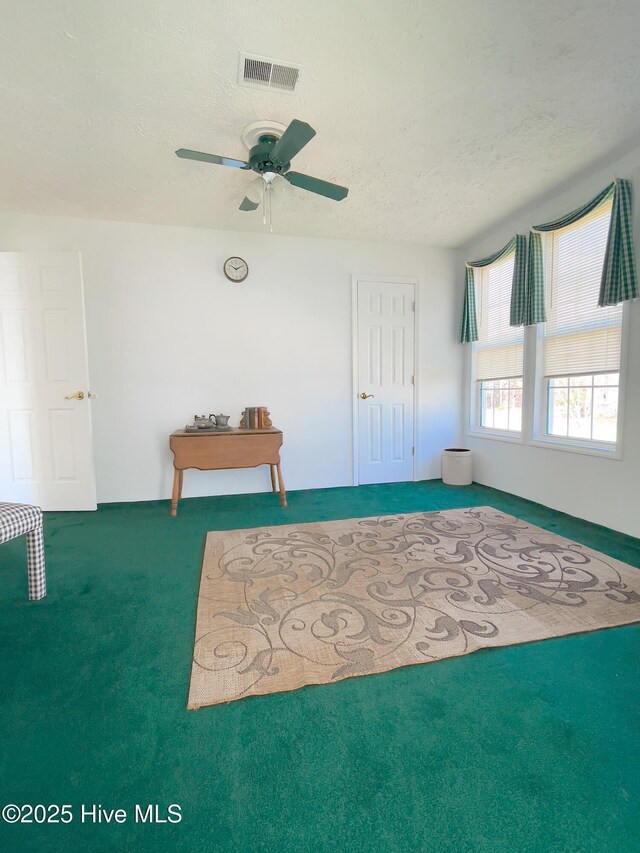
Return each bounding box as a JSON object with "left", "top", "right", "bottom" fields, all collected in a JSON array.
[
  {"left": 355, "top": 279, "right": 416, "bottom": 484},
  {"left": 0, "top": 252, "right": 97, "bottom": 510}
]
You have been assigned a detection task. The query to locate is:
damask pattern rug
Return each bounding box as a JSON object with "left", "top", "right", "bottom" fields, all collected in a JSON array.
[{"left": 187, "top": 506, "right": 640, "bottom": 708}]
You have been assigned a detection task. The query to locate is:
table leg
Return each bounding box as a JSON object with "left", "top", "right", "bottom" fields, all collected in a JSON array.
[
  {"left": 270, "top": 464, "right": 277, "bottom": 493},
  {"left": 26, "top": 523, "right": 47, "bottom": 600},
  {"left": 171, "top": 468, "right": 181, "bottom": 517},
  {"left": 276, "top": 462, "right": 287, "bottom": 507}
]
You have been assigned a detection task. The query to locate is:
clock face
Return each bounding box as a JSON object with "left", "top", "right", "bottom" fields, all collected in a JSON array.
[{"left": 224, "top": 256, "right": 249, "bottom": 282}]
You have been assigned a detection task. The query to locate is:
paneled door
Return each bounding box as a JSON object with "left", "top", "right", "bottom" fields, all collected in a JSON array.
[
  {"left": 355, "top": 279, "right": 416, "bottom": 484},
  {"left": 0, "top": 252, "right": 97, "bottom": 510}
]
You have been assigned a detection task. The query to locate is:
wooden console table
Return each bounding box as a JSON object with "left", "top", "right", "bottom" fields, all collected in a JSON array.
[{"left": 169, "top": 427, "right": 286, "bottom": 516}]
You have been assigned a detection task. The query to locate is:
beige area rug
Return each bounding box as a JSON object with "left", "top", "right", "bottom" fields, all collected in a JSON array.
[{"left": 188, "top": 506, "right": 640, "bottom": 708}]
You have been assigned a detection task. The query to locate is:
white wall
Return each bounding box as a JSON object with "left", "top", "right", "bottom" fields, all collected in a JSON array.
[
  {"left": 461, "top": 144, "right": 640, "bottom": 537},
  {"left": 0, "top": 212, "right": 461, "bottom": 504}
]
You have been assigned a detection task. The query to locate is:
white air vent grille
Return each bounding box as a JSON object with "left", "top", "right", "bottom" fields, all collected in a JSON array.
[{"left": 239, "top": 53, "right": 301, "bottom": 93}]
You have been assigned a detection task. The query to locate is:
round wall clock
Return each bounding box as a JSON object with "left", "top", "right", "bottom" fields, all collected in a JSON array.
[{"left": 223, "top": 256, "right": 249, "bottom": 282}]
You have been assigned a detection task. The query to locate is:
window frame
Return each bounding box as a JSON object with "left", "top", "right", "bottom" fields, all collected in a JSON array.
[
  {"left": 530, "top": 304, "right": 629, "bottom": 459},
  {"left": 546, "top": 373, "right": 619, "bottom": 443},
  {"left": 470, "top": 375, "right": 524, "bottom": 436}
]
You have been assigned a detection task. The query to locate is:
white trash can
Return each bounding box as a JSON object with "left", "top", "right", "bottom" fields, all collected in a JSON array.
[{"left": 441, "top": 448, "right": 472, "bottom": 486}]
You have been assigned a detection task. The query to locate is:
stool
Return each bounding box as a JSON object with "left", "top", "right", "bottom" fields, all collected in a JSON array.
[{"left": 0, "top": 502, "right": 47, "bottom": 600}]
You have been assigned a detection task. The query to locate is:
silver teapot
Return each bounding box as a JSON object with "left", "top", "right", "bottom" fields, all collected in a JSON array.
[{"left": 210, "top": 413, "right": 230, "bottom": 427}]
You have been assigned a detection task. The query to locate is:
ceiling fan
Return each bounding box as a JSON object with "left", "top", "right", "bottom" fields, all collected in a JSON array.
[{"left": 175, "top": 119, "right": 348, "bottom": 227}]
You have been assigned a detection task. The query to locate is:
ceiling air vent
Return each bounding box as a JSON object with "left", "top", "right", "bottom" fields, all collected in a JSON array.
[{"left": 238, "top": 53, "right": 301, "bottom": 93}]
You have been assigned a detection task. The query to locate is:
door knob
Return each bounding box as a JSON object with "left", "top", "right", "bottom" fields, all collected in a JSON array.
[
  {"left": 64, "top": 391, "right": 85, "bottom": 400},
  {"left": 359, "top": 393, "right": 374, "bottom": 399}
]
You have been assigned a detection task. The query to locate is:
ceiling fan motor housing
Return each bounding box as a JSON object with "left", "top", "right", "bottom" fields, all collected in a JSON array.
[{"left": 247, "top": 135, "right": 290, "bottom": 175}]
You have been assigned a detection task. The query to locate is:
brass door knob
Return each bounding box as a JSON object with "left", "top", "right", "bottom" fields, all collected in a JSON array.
[
  {"left": 359, "top": 393, "right": 374, "bottom": 399},
  {"left": 64, "top": 391, "right": 85, "bottom": 400}
]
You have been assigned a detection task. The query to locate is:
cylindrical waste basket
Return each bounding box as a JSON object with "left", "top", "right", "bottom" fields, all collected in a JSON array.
[{"left": 441, "top": 448, "right": 472, "bottom": 486}]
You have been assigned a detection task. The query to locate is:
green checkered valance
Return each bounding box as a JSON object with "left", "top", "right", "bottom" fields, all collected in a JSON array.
[
  {"left": 528, "top": 178, "right": 637, "bottom": 313},
  {"left": 599, "top": 179, "right": 638, "bottom": 306},
  {"left": 532, "top": 183, "right": 615, "bottom": 232},
  {"left": 459, "top": 235, "right": 527, "bottom": 343},
  {"left": 524, "top": 231, "right": 546, "bottom": 325},
  {"left": 460, "top": 267, "right": 478, "bottom": 343},
  {"left": 507, "top": 235, "right": 528, "bottom": 326}
]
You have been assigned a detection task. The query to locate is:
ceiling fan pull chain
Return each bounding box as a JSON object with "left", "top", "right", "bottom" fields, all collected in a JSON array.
[{"left": 262, "top": 179, "right": 266, "bottom": 226}]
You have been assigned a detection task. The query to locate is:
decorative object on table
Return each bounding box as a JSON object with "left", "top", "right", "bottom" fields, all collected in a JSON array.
[
  {"left": 239, "top": 406, "right": 272, "bottom": 429},
  {"left": 187, "top": 506, "right": 640, "bottom": 708},
  {"left": 223, "top": 257, "right": 249, "bottom": 282},
  {"left": 194, "top": 415, "right": 215, "bottom": 429},
  {"left": 184, "top": 414, "right": 232, "bottom": 432}
]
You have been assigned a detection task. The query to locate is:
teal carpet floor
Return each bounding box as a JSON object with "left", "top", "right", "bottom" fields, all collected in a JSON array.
[{"left": 1, "top": 481, "right": 639, "bottom": 853}]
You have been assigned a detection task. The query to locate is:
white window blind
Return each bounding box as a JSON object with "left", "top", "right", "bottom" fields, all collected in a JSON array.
[
  {"left": 544, "top": 199, "right": 621, "bottom": 377},
  {"left": 475, "top": 253, "right": 523, "bottom": 380}
]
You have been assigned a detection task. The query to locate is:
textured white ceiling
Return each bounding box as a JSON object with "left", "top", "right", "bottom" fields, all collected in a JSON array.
[{"left": 1, "top": 0, "right": 640, "bottom": 247}]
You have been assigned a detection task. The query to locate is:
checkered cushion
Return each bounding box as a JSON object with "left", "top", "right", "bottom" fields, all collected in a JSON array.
[{"left": 0, "top": 502, "right": 47, "bottom": 600}]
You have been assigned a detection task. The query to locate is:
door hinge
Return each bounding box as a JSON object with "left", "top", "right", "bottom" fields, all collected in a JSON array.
[
  {"left": 412, "top": 301, "right": 415, "bottom": 312},
  {"left": 411, "top": 446, "right": 415, "bottom": 456},
  {"left": 411, "top": 375, "right": 415, "bottom": 385}
]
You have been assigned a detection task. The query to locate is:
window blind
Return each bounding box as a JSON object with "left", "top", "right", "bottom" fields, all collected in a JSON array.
[
  {"left": 475, "top": 253, "right": 524, "bottom": 380},
  {"left": 544, "top": 199, "right": 621, "bottom": 378}
]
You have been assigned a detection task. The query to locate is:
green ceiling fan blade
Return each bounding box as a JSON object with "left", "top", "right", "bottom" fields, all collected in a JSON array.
[
  {"left": 175, "top": 149, "right": 250, "bottom": 169},
  {"left": 239, "top": 196, "right": 260, "bottom": 211},
  {"left": 271, "top": 120, "right": 316, "bottom": 164},
  {"left": 285, "top": 171, "right": 348, "bottom": 201}
]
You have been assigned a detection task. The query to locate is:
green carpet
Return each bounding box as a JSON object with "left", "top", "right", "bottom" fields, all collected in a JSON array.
[{"left": 1, "top": 481, "right": 639, "bottom": 853}]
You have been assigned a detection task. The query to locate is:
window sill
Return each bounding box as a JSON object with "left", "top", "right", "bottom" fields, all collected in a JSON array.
[
  {"left": 467, "top": 429, "right": 524, "bottom": 445},
  {"left": 529, "top": 437, "right": 621, "bottom": 460}
]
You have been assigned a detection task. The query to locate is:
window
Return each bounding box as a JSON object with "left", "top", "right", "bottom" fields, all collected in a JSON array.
[
  {"left": 481, "top": 377, "right": 523, "bottom": 431},
  {"left": 539, "top": 197, "right": 622, "bottom": 448},
  {"left": 472, "top": 252, "right": 523, "bottom": 433},
  {"left": 547, "top": 374, "right": 619, "bottom": 442}
]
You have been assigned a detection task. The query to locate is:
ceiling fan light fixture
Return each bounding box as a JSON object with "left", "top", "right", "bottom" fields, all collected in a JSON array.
[{"left": 243, "top": 177, "right": 263, "bottom": 206}]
